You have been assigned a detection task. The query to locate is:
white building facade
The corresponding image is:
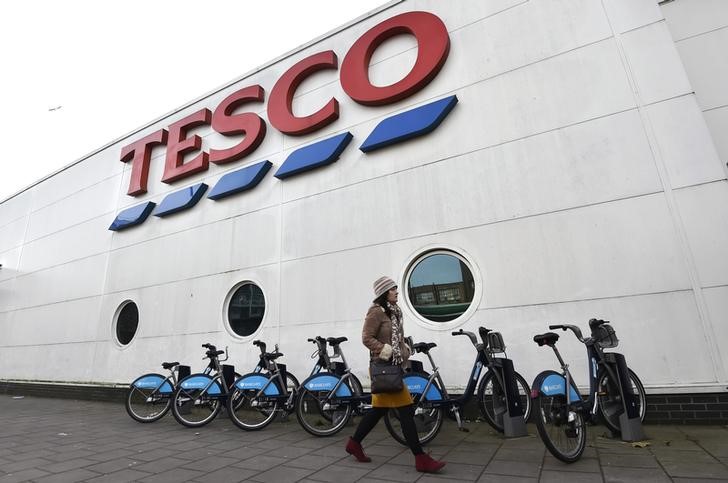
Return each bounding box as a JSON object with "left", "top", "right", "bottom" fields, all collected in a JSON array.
[{"left": 1, "top": 0, "right": 726, "bottom": 408}]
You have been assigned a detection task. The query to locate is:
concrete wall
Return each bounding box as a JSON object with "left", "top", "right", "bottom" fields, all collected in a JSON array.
[{"left": 0, "top": 0, "right": 726, "bottom": 394}]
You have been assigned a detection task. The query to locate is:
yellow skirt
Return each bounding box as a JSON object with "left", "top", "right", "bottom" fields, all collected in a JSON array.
[{"left": 371, "top": 385, "right": 413, "bottom": 408}]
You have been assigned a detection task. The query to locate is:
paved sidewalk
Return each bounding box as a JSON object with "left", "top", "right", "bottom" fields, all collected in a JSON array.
[{"left": 0, "top": 395, "right": 727, "bottom": 482}]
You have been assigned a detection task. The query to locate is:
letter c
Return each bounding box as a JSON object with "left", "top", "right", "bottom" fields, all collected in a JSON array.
[{"left": 267, "top": 50, "right": 339, "bottom": 136}]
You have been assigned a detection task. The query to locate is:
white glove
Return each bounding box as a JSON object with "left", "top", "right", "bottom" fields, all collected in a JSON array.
[{"left": 379, "top": 343, "right": 393, "bottom": 361}]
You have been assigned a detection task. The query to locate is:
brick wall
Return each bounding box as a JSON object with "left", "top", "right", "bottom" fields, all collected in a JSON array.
[
  {"left": 0, "top": 381, "right": 126, "bottom": 403},
  {"left": 644, "top": 393, "right": 728, "bottom": 424}
]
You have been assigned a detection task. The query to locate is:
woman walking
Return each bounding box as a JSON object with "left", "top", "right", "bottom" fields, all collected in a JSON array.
[{"left": 345, "top": 276, "right": 446, "bottom": 473}]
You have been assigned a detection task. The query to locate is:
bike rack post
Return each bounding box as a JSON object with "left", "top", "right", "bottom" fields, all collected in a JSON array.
[
  {"left": 222, "top": 364, "right": 236, "bottom": 405},
  {"left": 495, "top": 358, "right": 528, "bottom": 438},
  {"left": 176, "top": 365, "right": 192, "bottom": 415},
  {"left": 611, "top": 353, "right": 645, "bottom": 442}
]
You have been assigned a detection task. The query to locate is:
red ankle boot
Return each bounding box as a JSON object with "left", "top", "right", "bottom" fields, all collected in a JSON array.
[
  {"left": 415, "top": 453, "right": 446, "bottom": 473},
  {"left": 345, "top": 438, "right": 371, "bottom": 462}
]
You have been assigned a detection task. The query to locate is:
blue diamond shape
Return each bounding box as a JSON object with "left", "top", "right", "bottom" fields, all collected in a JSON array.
[
  {"left": 153, "top": 183, "right": 208, "bottom": 217},
  {"left": 208, "top": 160, "right": 272, "bottom": 201},
  {"left": 360, "top": 95, "right": 458, "bottom": 153},
  {"left": 109, "top": 202, "right": 156, "bottom": 231},
  {"left": 275, "top": 132, "right": 353, "bottom": 179}
]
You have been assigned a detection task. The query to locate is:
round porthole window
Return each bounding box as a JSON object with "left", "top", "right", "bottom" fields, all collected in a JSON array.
[
  {"left": 115, "top": 301, "right": 139, "bottom": 346},
  {"left": 227, "top": 282, "right": 266, "bottom": 337},
  {"left": 406, "top": 250, "right": 476, "bottom": 323}
]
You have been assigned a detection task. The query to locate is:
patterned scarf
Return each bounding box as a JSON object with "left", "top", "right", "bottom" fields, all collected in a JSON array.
[{"left": 387, "top": 302, "right": 404, "bottom": 365}]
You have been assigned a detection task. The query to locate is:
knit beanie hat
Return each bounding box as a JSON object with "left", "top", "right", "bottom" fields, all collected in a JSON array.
[{"left": 373, "top": 276, "right": 397, "bottom": 301}]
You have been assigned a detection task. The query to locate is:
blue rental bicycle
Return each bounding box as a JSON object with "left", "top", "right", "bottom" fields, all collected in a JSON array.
[
  {"left": 226, "top": 340, "right": 300, "bottom": 431},
  {"left": 531, "top": 319, "right": 646, "bottom": 463},
  {"left": 295, "top": 336, "right": 368, "bottom": 436},
  {"left": 384, "top": 327, "right": 531, "bottom": 445},
  {"left": 170, "top": 343, "right": 238, "bottom": 428},
  {"left": 125, "top": 361, "right": 190, "bottom": 423}
]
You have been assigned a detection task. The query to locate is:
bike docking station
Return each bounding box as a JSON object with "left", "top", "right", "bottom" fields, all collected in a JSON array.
[
  {"left": 485, "top": 332, "right": 529, "bottom": 438},
  {"left": 605, "top": 351, "right": 645, "bottom": 442},
  {"left": 492, "top": 358, "right": 529, "bottom": 438}
]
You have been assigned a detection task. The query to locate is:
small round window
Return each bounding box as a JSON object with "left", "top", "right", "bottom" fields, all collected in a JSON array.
[
  {"left": 407, "top": 251, "right": 475, "bottom": 323},
  {"left": 227, "top": 283, "right": 265, "bottom": 337},
  {"left": 115, "top": 301, "right": 139, "bottom": 345}
]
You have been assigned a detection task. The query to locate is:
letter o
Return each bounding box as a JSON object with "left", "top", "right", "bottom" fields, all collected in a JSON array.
[{"left": 340, "top": 11, "right": 450, "bottom": 106}]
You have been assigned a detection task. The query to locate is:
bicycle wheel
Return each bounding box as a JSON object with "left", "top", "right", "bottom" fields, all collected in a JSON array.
[
  {"left": 384, "top": 395, "right": 444, "bottom": 446},
  {"left": 227, "top": 386, "right": 280, "bottom": 431},
  {"left": 534, "top": 393, "right": 586, "bottom": 463},
  {"left": 477, "top": 370, "right": 532, "bottom": 432},
  {"left": 597, "top": 368, "right": 646, "bottom": 434},
  {"left": 296, "top": 387, "right": 352, "bottom": 437},
  {"left": 125, "top": 377, "right": 172, "bottom": 423},
  {"left": 171, "top": 385, "right": 221, "bottom": 428}
]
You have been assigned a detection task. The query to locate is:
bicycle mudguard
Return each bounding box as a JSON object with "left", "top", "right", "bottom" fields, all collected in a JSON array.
[
  {"left": 532, "top": 370, "right": 580, "bottom": 401},
  {"left": 403, "top": 372, "right": 443, "bottom": 401},
  {"left": 132, "top": 373, "right": 173, "bottom": 393},
  {"left": 234, "top": 372, "right": 283, "bottom": 396},
  {"left": 178, "top": 374, "right": 222, "bottom": 395},
  {"left": 301, "top": 372, "right": 352, "bottom": 397}
]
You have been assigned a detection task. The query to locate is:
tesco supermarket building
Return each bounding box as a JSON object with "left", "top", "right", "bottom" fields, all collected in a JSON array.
[{"left": 1, "top": 0, "right": 727, "bottom": 421}]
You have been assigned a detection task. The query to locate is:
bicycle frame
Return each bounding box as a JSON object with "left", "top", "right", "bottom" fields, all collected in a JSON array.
[
  {"left": 177, "top": 345, "right": 232, "bottom": 399},
  {"left": 414, "top": 348, "right": 487, "bottom": 409},
  {"left": 232, "top": 340, "right": 299, "bottom": 415},
  {"left": 541, "top": 328, "right": 623, "bottom": 421},
  {"left": 307, "top": 337, "right": 357, "bottom": 382},
  {"left": 406, "top": 330, "right": 493, "bottom": 431},
  {"left": 299, "top": 336, "right": 364, "bottom": 406}
]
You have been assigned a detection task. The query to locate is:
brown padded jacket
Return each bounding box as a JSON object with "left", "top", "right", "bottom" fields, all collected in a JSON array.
[{"left": 362, "top": 303, "right": 410, "bottom": 366}]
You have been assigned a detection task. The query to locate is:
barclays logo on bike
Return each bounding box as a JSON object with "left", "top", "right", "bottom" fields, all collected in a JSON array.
[
  {"left": 307, "top": 382, "right": 335, "bottom": 390},
  {"left": 181, "top": 381, "right": 206, "bottom": 389},
  {"left": 238, "top": 381, "right": 264, "bottom": 389},
  {"left": 135, "top": 381, "right": 160, "bottom": 388}
]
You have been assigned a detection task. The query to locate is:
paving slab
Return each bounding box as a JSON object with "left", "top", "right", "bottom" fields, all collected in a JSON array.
[{"left": 0, "top": 395, "right": 727, "bottom": 482}]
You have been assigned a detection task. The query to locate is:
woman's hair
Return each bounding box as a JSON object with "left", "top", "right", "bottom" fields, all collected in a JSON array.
[{"left": 374, "top": 292, "right": 391, "bottom": 318}]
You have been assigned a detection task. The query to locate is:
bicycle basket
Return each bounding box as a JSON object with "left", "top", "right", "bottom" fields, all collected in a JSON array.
[
  {"left": 487, "top": 332, "right": 506, "bottom": 353},
  {"left": 406, "top": 359, "right": 424, "bottom": 373},
  {"left": 593, "top": 323, "right": 619, "bottom": 348},
  {"left": 331, "top": 361, "right": 346, "bottom": 376}
]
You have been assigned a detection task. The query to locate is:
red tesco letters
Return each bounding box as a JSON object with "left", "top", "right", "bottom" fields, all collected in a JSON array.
[{"left": 120, "top": 11, "right": 450, "bottom": 196}]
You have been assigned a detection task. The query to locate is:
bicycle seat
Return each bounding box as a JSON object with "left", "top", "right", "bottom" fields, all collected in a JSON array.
[
  {"left": 161, "top": 362, "right": 179, "bottom": 370},
  {"left": 533, "top": 332, "right": 559, "bottom": 347},
  {"left": 412, "top": 342, "right": 437, "bottom": 353},
  {"left": 327, "top": 336, "right": 348, "bottom": 345}
]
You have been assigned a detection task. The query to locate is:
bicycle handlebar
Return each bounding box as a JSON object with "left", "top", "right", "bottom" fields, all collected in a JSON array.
[
  {"left": 549, "top": 324, "right": 586, "bottom": 342},
  {"left": 451, "top": 328, "right": 479, "bottom": 347}
]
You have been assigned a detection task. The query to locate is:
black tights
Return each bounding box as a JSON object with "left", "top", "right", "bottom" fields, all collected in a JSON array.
[{"left": 352, "top": 405, "right": 423, "bottom": 455}]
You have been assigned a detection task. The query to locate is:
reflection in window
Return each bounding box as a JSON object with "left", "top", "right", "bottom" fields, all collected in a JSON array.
[
  {"left": 228, "top": 283, "right": 265, "bottom": 337},
  {"left": 116, "top": 301, "right": 139, "bottom": 345},
  {"left": 407, "top": 252, "right": 475, "bottom": 322}
]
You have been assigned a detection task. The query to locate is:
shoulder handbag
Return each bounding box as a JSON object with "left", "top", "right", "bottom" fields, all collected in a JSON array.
[{"left": 369, "top": 360, "right": 404, "bottom": 394}]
